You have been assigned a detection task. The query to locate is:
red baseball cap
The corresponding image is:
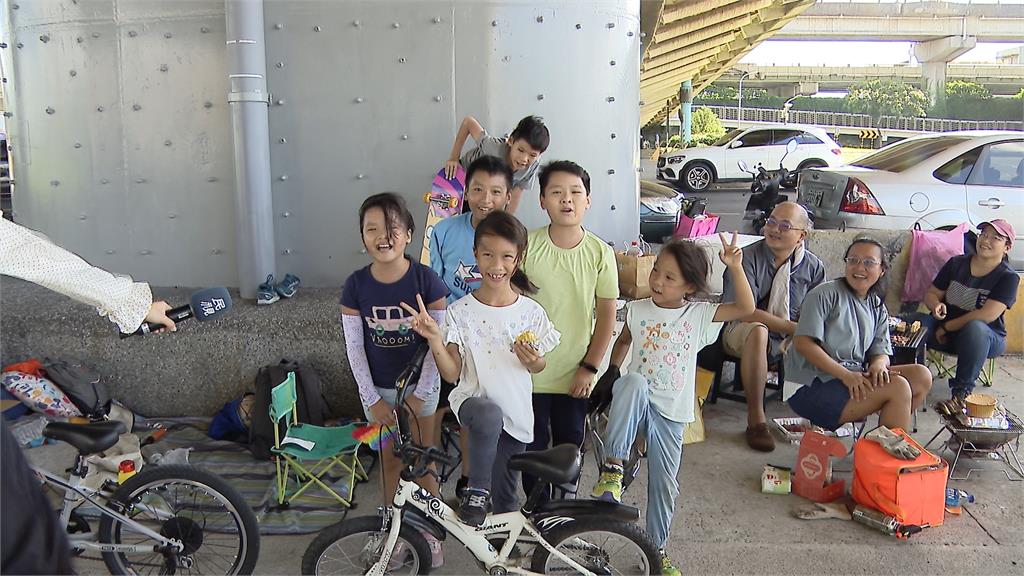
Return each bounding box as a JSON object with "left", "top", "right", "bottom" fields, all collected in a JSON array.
[{"left": 979, "top": 219, "right": 1015, "bottom": 247}]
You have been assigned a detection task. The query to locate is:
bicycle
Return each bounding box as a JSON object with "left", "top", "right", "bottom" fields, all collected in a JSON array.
[
  {"left": 302, "top": 344, "right": 660, "bottom": 575},
  {"left": 33, "top": 419, "right": 260, "bottom": 574}
]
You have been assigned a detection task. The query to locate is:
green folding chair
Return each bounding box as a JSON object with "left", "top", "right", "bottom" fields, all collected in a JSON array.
[
  {"left": 926, "top": 349, "right": 997, "bottom": 388},
  {"left": 270, "top": 372, "right": 367, "bottom": 507}
]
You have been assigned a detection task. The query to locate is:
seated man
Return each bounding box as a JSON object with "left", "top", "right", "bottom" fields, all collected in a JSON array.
[{"left": 721, "top": 202, "right": 824, "bottom": 452}]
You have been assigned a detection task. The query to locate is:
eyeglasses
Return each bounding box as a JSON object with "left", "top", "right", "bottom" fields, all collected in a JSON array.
[
  {"left": 844, "top": 257, "right": 881, "bottom": 268},
  {"left": 979, "top": 232, "right": 1007, "bottom": 243},
  {"left": 765, "top": 217, "right": 804, "bottom": 232}
]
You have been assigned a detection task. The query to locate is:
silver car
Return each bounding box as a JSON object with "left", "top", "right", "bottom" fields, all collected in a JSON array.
[{"left": 798, "top": 131, "right": 1024, "bottom": 269}]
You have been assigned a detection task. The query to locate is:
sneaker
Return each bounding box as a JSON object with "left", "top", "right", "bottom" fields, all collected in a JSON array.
[
  {"left": 458, "top": 487, "right": 489, "bottom": 527},
  {"left": 257, "top": 274, "right": 279, "bottom": 305},
  {"left": 275, "top": 273, "right": 301, "bottom": 298},
  {"left": 660, "top": 551, "right": 681, "bottom": 576},
  {"left": 455, "top": 475, "right": 469, "bottom": 500},
  {"left": 420, "top": 530, "right": 443, "bottom": 569},
  {"left": 745, "top": 423, "right": 776, "bottom": 452},
  {"left": 591, "top": 464, "right": 624, "bottom": 503}
]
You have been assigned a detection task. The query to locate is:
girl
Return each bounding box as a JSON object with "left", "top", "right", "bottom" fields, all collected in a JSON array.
[
  {"left": 922, "top": 220, "right": 1018, "bottom": 399},
  {"left": 784, "top": 238, "right": 933, "bottom": 433},
  {"left": 588, "top": 233, "right": 755, "bottom": 576},
  {"left": 402, "top": 211, "right": 560, "bottom": 526},
  {"left": 339, "top": 193, "right": 448, "bottom": 565}
]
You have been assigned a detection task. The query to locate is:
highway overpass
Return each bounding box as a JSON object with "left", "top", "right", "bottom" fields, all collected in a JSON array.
[{"left": 717, "top": 63, "right": 1024, "bottom": 96}]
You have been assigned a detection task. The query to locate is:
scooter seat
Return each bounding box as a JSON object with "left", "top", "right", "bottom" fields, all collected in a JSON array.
[
  {"left": 43, "top": 421, "right": 126, "bottom": 455},
  {"left": 509, "top": 444, "right": 581, "bottom": 486}
]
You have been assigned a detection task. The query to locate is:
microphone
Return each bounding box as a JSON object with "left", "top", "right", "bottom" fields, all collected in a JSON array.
[{"left": 120, "top": 287, "right": 232, "bottom": 339}]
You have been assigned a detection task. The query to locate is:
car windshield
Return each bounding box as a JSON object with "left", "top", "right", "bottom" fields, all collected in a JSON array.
[
  {"left": 712, "top": 129, "right": 744, "bottom": 147},
  {"left": 849, "top": 136, "right": 971, "bottom": 172}
]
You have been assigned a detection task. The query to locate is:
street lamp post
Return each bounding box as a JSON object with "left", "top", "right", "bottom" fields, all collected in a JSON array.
[{"left": 737, "top": 71, "right": 750, "bottom": 122}]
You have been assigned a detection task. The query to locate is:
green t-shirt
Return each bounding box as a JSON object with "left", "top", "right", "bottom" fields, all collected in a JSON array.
[{"left": 523, "top": 226, "right": 619, "bottom": 394}]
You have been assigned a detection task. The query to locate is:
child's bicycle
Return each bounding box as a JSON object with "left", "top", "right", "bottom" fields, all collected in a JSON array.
[
  {"left": 33, "top": 419, "right": 260, "bottom": 574},
  {"left": 302, "top": 345, "right": 660, "bottom": 575}
]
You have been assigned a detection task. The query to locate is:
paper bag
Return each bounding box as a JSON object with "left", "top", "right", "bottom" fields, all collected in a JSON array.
[
  {"left": 616, "top": 252, "right": 657, "bottom": 299},
  {"left": 683, "top": 368, "right": 714, "bottom": 445}
]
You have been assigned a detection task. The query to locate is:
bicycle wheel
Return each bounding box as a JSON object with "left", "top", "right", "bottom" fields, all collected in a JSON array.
[
  {"left": 531, "top": 518, "right": 660, "bottom": 575},
  {"left": 302, "top": 515, "right": 431, "bottom": 576},
  {"left": 98, "top": 464, "right": 260, "bottom": 575}
]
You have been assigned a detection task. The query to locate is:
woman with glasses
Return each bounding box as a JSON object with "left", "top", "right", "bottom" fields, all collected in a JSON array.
[
  {"left": 782, "top": 238, "right": 933, "bottom": 432},
  {"left": 921, "top": 220, "right": 1018, "bottom": 400}
]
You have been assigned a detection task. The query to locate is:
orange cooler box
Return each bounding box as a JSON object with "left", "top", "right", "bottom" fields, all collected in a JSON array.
[{"left": 852, "top": 428, "right": 947, "bottom": 527}]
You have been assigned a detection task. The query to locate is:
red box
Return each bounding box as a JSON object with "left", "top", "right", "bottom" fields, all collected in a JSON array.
[
  {"left": 674, "top": 213, "right": 719, "bottom": 238},
  {"left": 852, "top": 429, "right": 947, "bottom": 527}
]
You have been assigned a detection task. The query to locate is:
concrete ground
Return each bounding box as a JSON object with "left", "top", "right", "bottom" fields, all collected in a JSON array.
[{"left": 35, "top": 357, "right": 1022, "bottom": 575}]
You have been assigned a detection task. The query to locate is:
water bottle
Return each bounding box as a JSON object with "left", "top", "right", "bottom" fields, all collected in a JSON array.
[{"left": 625, "top": 241, "right": 642, "bottom": 256}]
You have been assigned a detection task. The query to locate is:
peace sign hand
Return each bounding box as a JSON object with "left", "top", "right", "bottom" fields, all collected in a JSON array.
[
  {"left": 399, "top": 294, "right": 443, "bottom": 343},
  {"left": 718, "top": 231, "right": 743, "bottom": 268}
]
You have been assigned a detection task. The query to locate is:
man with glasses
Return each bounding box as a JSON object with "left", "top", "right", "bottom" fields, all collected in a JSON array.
[{"left": 720, "top": 202, "right": 825, "bottom": 452}]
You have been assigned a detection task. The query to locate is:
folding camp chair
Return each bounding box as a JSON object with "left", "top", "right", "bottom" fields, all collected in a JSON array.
[
  {"left": 270, "top": 372, "right": 367, "bottom": 507},
  {"left": 926, "top": 349, "right": 997, "bottom": 388}
]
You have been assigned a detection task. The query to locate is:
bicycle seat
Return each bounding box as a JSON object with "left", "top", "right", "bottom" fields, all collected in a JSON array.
[
  {"left": 43, "top": 421, "right": 126, "bottom": 455},
  {"left": 509, "top": 444, "right": 581, "bottom": 485}
]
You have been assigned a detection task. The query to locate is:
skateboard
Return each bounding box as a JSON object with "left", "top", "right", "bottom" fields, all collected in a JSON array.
[{"left": 419, "top": 166, "right": 466, "bottom": 266}]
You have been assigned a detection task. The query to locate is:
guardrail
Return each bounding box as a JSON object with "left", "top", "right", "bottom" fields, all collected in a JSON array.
[{"left": 703, "top": 105, "right": 1024, "bottom": 133}]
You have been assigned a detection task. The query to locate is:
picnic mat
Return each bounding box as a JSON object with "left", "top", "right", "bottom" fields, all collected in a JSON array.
[{"left": 136, "top": 418, "right": 375, "bottom": 535}]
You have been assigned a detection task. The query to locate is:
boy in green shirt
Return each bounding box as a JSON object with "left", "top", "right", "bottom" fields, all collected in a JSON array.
[{"left": 521, "top": 160, "right": 619, "bottom": 498}]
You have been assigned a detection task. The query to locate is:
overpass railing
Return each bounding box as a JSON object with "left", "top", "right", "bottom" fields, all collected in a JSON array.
[{"left": 704, "top": 105, "right": 1024, "bottom": 133}]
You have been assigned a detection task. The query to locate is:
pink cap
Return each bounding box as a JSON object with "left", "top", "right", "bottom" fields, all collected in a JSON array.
[{"left": 979, "top": 219, "right": 1015, "bottom": 247}]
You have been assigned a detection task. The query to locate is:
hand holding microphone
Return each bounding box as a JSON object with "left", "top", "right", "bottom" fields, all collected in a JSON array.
[{"left": 121, "top": 287, "right": 233, "bottom": 338}]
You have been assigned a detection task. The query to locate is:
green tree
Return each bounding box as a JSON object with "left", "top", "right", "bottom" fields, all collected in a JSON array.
[
  {"left": 945, "top": 80, "right": 992, "bottom": 100},
  {"left": 845, "top": 79, "right": 928, "bottom": 124},
  {"left": 691, "top": 106, "right": 725, "bottom": 137},
  {"left": 1012, "top": 88, "right": 1024, "bottom": 100}
]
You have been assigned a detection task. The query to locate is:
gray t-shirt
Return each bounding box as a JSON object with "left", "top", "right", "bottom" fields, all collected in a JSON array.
[
  {"left": 783, "top": 280, "right": 893, "bottom": 388},
  {"left": 460, "top": 131, "right": 540, "bottom": 192},
  {"left": 722, "top": 240, "right": 825, "bottom": 352}
]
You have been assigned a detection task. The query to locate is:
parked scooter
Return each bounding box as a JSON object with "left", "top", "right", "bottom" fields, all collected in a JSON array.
[{"left": 740, "top": 139, "right": 800, "bottom": 235}]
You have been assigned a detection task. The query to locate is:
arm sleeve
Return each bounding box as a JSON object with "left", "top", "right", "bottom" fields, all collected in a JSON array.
[
  {"left": 428, "top": 225, "right": 445, "bottom": 282},
  {"left": 700, "top": 303, "right": 724, "bottom": 348},
  {"left": 595, "top": 241, "right": 620, "bottom": 299},
  {"left": 413, "top": 309, "right": 447, "bottom": 401},
  {"left": 931, "top": 257, "right": 956, "bottom": 291},
  {"left": 0, "top": 218, "right": 152, "bottom": 333},
  {"left": 341, "top": 313, "right": 381, "bottom": 408},
  {"left": 722, "top": 247, "right": 756, "bottom": 303},
  {"left": 794, "top": 285, "right": 830, "bottom": 344},
  {"left": 532, "top": 308, "right": 562, "bottom": 356},
  {"left": 989, "top": 270, "right": 1020, "bottom": 309},
  {"left": 868, "top": 303, "right": 894, "bottom": 357},
  {"left": 422, "top": 265, "right": 450, "bottom": 304}
]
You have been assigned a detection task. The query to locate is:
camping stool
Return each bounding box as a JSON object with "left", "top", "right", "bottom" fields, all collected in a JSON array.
[{"left": 926, "top": 349, "right": 997, "bottom": 388}]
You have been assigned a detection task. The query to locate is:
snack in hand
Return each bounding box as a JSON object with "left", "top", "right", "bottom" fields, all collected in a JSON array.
[{"left": 515, "top": 330, "right": 538, "bottom": 348}]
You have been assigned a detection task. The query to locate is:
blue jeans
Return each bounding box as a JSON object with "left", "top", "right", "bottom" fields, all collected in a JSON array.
[
  {"left": 603, "top": 373, "right": 686, "bottom": 549},
  {"left": 916, "top": 314, "right": 1005, "bottom": 396}
]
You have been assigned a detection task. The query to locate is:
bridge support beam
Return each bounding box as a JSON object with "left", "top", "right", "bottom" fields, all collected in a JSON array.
[
  {"left": 914, "top": 36, "right": 977, "bottom": 103},
  {"left": 767, "top": 82, "right": 818, "bottom": 99},
  {"left": 678, "top": 80, "right": 693, "bottom": 144}
]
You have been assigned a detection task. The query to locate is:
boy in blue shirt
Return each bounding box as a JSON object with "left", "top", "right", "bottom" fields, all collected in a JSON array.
[
  {"left": 429, "top": 155, "right": 513, "bottom": 304},
  {"left": 428, "top": 155, "right": 513, "bottom": 494}
]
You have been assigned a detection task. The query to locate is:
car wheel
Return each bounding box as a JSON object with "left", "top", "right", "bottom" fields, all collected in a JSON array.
[
  {"left": 682, "top": 162, "right": 713, "bottom": 193},
  {"left": 798, "top": 159, "right": 828, "bottom": 171}
]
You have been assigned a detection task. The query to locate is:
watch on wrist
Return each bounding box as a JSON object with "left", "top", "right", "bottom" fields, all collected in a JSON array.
[{"left": 578, "top": 361, "right": 599, "bottom": 375}]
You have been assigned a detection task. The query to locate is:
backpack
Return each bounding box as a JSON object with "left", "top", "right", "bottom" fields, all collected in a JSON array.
[
  {"left": 42, "top": 358, "right": 111, "bottom": 420},
  {"left": 248, "top": 359, "right": 332, "bottom": 460}
]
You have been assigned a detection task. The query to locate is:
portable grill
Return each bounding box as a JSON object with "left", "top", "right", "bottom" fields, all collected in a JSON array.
[{"left": 924, "top": 407, "right": 1023, "bottom": 481}]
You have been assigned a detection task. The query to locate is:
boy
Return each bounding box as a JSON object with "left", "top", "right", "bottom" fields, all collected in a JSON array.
[
  {"left": 520, "top": 160, "right": 618, "bottom": 498},
  {"left": 428, "top": 155, "right": 513, "bottom": 494},
  {"left": 445, "top": 115, "right": 549, "bottom": 214}
]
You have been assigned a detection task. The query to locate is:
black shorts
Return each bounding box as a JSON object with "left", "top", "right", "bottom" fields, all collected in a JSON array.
[
  {"left": 439, "top": 379, "right": 456, "bottom": 409},
  {"left": 787, "top": 377, "right": 850, "bottom": 431}
]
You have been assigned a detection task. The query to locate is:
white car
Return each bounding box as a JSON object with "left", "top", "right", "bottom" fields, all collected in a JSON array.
[
  {"left": 656, "top": 125, "right": 843, "bottom": 193},
  {"left": 797, "top": 131, "right": 1024, "bottom": 269}
]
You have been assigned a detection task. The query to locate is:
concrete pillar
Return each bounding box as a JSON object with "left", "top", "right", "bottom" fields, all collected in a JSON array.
[
  {"left": 914, "top": 36, "right": 977, "bottom": 103},
  {"left": 768, "top": 84, "right": 798, "bottom": 99},
  {"left": 679, "top": 80, "right": 692, "bottom": 145}
]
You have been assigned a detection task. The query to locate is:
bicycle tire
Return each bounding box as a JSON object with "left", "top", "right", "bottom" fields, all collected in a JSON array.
[
  {"left": 531, "top": 518, "right": 660, "bottom": 575},
  {"left": 98, "top": 464, "right": 260, "bottom": 575},
  {"left": 302, "top": 515, "right": 431, "bottom": 575}
]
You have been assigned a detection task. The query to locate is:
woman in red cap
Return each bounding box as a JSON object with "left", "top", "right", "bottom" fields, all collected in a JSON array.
[{"left": 922, "top": 219, "right": 1019, "bottom": 399}]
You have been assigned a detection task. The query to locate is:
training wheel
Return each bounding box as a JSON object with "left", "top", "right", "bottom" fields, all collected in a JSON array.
[
  {"left": 448, "top": 197, "right": 458, "bottom": 209},
  {"left": 423, "top": 193, "right": 431, "bottom": 204}
]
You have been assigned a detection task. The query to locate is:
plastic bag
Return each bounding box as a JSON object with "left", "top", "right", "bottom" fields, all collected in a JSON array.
[{"left": 902, "top": 223, "right": 968, "bottom": 303}]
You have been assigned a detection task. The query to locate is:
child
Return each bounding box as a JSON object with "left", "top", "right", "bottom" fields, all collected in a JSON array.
[
  {"left": 402, "top": 211, "right": 560, "bottom": 526},
  {"left": 589, "top": 235, "right": 756, "bottom": 576},
  {"left": 520, "top": 160, "right": 618, "bottom": 500},
  {"left": 444, "top": 115, "right": 550, "bottom": 214},
  {"left": 428, "top": 155, "right": 514, "bottom": 496},
  {"left": 339, "top": 193, "right": 448, "bottom": 565}
]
